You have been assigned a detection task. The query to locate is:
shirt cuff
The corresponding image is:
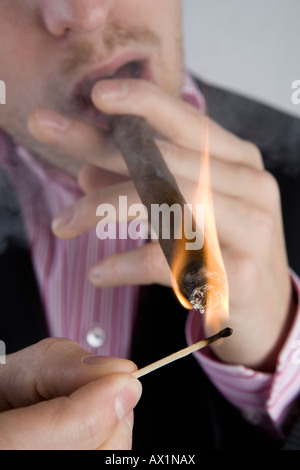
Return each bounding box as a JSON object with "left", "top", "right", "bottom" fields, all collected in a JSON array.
[{"left": 186, "top": 269, "right": 300, "bottom": 437}]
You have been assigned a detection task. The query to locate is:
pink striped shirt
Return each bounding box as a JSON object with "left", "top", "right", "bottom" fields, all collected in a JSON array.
[
  {"left": 0, "top": 142, "right": 142, "bottom": 358},
  {"left": 1, "top": 73, "right": 299, "bottom": 438}
]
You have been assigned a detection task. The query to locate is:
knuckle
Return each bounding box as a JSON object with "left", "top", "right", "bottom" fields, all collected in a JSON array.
[
  {"left": 248, "top": 207, "right": 276, "bottom": 242},
  {"left": 130, "top": 80, "right": 157, "bottom": 113},
  {"left": 36, "top": 337, "right": 76, "bottom": 357},
  {"left": 250, "top": 170, "right": 280, "bottom": 211},
  {"left": 260, "top": 171, "right": 280, "bottom": 206},
  {"left": 32, "top": 337, "right": 79, "bottom": 383},
  {"left": 235, "top": 165, "right": 253, "bottom": 193},
  {"left": 246, "top": 142, "right": 263, "bottom": 169},
  {"left": 233, "top": 255, "right": 258, "bottom": 287}
]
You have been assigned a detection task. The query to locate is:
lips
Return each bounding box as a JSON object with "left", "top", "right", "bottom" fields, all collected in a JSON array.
[{"left": 72, "top": 57, "right": 150, "bottom": 130}]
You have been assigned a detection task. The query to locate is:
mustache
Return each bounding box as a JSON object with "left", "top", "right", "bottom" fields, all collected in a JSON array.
[{"left": 61, "top": 21, "right": 160, "bottom": 77}]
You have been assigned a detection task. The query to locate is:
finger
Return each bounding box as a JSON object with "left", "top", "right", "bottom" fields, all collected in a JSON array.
[
  {"left": 28, "top": 104, "right": 263, "bottom": 210},
  {"left": 76, "top": 157, "right": 276, "bottom": 214},
  {"left": 28, "top": 106, "right": 203, "bottom": 186},
  {"left": 52, "top": 161, "right": 266, "bottom": 243},
  {"left": 74, "top": 140, "right": 269, "bottom": 210},
  {"left": 53, "top": 155, "right": 276, "bottom": 252},
  {"left": 92, "top": 79, "right": 263, "bottom": 169},
  {"left": 88, "top": 242, "right": 172, "bottom": 288},
  {"left": 0, "top": 374, "right": 142, "bottom": 450},
  {"left": 177, "top": 157, "right": 280, "bottom": 210},
  {"left": 29, "top": 83, "right": 263, "bottom": 174},
  {"left": 0, "top": 338, "right": 137, "bottom": 411},
  {"left": 28, "top": 107, "right": 200, "bottom": 182},
  {"left": 85, "top": 194, "right": 273, "bottom": 289},
  {"left": 28, "top": 108, "right": 129, "bottom": 176},
  {"left": 51, "top": 180, "right": 142, "bottom": 239},
  {"left": 213, "top": 190, "right": 280, "bottom": 253},
  {"left": 78, "top": 165, "right": 129, "bottom": 194}
]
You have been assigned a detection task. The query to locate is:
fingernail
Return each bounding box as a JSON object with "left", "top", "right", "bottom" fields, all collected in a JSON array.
[
  {"left": 115, "top": 378, "right": 142, "bottom": 421},
  {"left": 82, "top": 356, "right": 123, "bottom": 366},
  {"left": 94, "top": 81, "right": 128, "bottom": 100},
  {"left": 35, "top": 109, "right": 71, "bottom": 131},
  {"left": 52, "top": 207, "right": 74, "bottom": 232}
]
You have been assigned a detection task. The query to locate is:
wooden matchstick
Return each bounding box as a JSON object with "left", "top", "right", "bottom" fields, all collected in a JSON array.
[{"left": 132, "top": 327, "right": 233, "bottom": 379}]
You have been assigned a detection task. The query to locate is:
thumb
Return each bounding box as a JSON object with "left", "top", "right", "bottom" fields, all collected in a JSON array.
[
  {"left": 0, "top": 338, "right": 137, "bottom": 410},
  {"left": 0, "top": 373, "right": 142, "bottom": 450}
]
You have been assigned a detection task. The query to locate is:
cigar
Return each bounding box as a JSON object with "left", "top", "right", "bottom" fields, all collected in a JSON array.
[{"left": 109, "top": 114, "right": 225, "bottom": 313}]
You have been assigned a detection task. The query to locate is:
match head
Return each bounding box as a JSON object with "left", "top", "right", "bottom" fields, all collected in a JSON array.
[
  {"left": 220, "top": 327, "right": 233, "bottom": 338},
  {"left": 204, "top": 327, "right": 233, "bottom": 348}
]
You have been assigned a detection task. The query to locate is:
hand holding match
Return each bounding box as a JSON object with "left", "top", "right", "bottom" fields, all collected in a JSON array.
[{"left": 132, "top": 327, "right": 233, "bottom": 378}]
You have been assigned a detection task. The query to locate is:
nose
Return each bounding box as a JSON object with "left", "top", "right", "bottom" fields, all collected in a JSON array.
[{"left": 41, "top": 0, "right": 113, "bottom": 37}]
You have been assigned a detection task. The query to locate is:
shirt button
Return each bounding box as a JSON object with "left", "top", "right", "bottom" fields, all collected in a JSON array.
[{"left": 86, "top": 326, "right": 106, "bottom": 348}]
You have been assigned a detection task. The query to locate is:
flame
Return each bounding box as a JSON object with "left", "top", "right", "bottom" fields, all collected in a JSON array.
[
  {"left": 172, "top": 115, "right": 229, "bottom": 334},
  {"left": 171, "top": 268, "right": 192, "bottom": 310}
]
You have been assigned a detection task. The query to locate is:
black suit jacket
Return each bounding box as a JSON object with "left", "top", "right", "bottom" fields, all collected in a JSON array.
[{"left": 0, "top": 82, "right": 300, "bottom": 450}]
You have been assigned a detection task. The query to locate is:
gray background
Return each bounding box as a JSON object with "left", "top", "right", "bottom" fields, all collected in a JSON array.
[{"left": 182, "top": 0, "right": 300, "bottom": 117}]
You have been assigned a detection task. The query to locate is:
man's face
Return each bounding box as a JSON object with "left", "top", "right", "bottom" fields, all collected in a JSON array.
[{"left": 0, "top": 0, "right": 184, "bottom": 171}]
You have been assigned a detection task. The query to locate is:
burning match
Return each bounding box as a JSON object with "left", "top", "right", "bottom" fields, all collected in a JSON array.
[
  {"left": 132, "top": 327, "right": 233, "bottom": 378},
  {"left": 109, "top": 114, "right": 227, "bottom": 313}
]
